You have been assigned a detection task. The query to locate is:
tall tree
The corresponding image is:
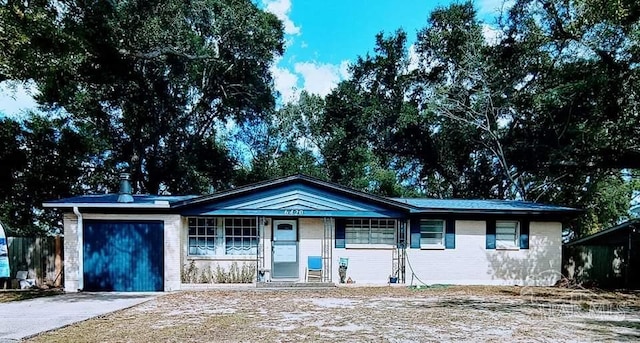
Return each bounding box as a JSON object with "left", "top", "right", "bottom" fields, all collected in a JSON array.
[
  {"left": 1, "top": 0, "right": 284, "bottom": 194},
  {"left": 0, "top": 115, "right": 96, "bottom": 235}
]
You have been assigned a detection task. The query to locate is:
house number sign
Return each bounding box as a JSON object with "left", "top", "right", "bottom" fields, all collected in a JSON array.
[{"left": 283, "top": 209, "right": 304, "bottom": 215}]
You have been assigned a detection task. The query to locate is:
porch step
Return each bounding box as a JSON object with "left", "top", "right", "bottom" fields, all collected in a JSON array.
[{"left": 256, "top": 282, "right": 336, "bottom": 289}]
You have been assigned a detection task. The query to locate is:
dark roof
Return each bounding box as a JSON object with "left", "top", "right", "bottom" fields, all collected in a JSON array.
[
  {"left": 43, "top": 174, "right": 580, "bottom": 215},
  {"left": 172, "top": 174, "right": 410, "bottom": 210},
  {"left": 46, "top": 194, "right": 198, "bottom": 204},
  {"left": 392, "top": 198, "right": 579, "bottom": 214},
  {"left": 43, "top": 194, "right": 198, "bottom": 208},
  {"left": 565, "top": 219, "right": 640, "bottom": 246}
]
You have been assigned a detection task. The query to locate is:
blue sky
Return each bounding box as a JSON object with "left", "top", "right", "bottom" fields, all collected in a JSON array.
[
  {"left": 0, "top": 0, "right": 507, "bottom": 115},
  {"left": 264, "top": 0, "right": 506, "bottom": 102}
]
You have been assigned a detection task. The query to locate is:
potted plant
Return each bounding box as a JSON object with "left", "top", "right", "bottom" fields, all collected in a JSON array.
[{"left": 389, "top": 262, "right": 398, "bottom": 283}]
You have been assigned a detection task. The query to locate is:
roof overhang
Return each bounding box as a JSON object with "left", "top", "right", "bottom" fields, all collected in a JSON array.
[
  {"left": 41, "top": 175, "right": 582, "bottom": 219},
  {"left": 42, "top": 202, "right": 171, "bottom": 209}
]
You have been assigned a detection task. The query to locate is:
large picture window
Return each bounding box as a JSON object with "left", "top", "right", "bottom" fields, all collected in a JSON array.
[
  {"left": 420, "top": 219, "right": 445, "bottom": 248},
  {"left": 345, "top": 218, "right": 395, "bottom": 245},
  {"left": 188, "top": 217, "right": 258, "bottom": 256}
]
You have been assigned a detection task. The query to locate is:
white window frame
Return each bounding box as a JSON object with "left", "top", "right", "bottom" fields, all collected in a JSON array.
[
  {"left": 187, "top": 217, "right": 258, "bottom": 257},
  {"left": 345, "top": 218, "right": 396, "bottom": 247},
  {"left": 187, "top": 217, "right": 220, "bottom": 256},
  {"left": 419, "top": 219, "right": 445, "bottom": 249},
  {"left": 496, "top": 220, "right": 520, "bottom": 249},
  {"left": 223, "top": 217, "right": 258, "bottom": 256}
]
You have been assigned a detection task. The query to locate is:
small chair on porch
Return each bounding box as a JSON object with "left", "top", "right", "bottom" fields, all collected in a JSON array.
[{"left": 305, "top": 256, "right": 322, "bottom": 282}]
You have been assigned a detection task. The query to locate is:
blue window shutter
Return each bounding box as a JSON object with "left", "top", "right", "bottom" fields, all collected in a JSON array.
[
  {"left": 486, "top": 219, "right": 496, "bottom": 249},
  {"left": 410, "top": 219, "right": 421, "bottom": 249},
  {"left": 445, "top": 219, "right": 456, "bottom": 249},
  {"left": 520, "top": 220, "right": 530, "bottom": 249},
  {"left": 335, "top": 218, "right": 345, "bottom": 248}
]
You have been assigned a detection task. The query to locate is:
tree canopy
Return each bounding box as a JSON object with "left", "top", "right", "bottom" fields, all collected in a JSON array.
[{"left": 1, "top": 0, "right": 639, "bottom": 236}]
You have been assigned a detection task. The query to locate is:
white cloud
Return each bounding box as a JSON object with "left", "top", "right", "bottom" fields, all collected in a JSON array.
[
  {"left": 408, "top": 44, "right": 420, "bottom": 72},
  {"left": 294, "top": 60, "right": 350, "bottom": 97},
  {"left": 338, "top": 60, "right": 351, "bottom": 80},
  {"left": 482, "top": 24, "right": 502, "bottom": 46},
  {"left": 271, "top": 61, "right": 300, "bottom": 103},
  {"left": 263, "top": 0, "right": 300, "bottom": 36},
  {"left": 476, "top": 0, "right": 514, "bottom": 15}
]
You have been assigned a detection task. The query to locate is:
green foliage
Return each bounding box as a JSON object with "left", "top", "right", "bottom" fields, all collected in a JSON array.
[
  {"left": 276, "top": 0, "right": 640, "bottom": 234},
  {"left": 0, "top": 115, "right": 96, "bottom": 235},
  {"left": 1, "top": 0, "right": 284, "bottom": 195},
  {"left": 2, "top": 0, "right": 640, "bottom": 238},
  {"left": 0, "top": 0, "right": 284, "bottom": 234}
]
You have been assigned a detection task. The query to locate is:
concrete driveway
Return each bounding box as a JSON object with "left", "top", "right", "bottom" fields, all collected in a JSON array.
[{"left": 0, "top": 292, "right": 159, "bottom": 342}]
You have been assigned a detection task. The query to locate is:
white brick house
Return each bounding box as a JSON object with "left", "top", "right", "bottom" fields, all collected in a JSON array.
[{"left": 44, "top": 175, "right": 578, "bottom": 292}]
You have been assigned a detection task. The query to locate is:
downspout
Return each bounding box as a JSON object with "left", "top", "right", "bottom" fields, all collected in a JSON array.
[
  {"left": 627, "top": 226, "right": 633, "bottom": 289},
  {"left": 73, "top": 206, "right": 84, "bottom": 291}
]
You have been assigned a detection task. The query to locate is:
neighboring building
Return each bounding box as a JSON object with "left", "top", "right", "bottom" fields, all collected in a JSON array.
[
  {"left": 564, "top": 219, "right": 640, "bottom": 289},
  {"left": 43, "top": 174, "right": 579, "bottom": 292}
]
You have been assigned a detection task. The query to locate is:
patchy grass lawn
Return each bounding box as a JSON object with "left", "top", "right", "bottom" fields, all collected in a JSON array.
[
  {"left": 0, "top": 288, "right": 63, "bottom": 303},
  {"left": 27, "top": 286, "right": 640, "bottom": 342}
]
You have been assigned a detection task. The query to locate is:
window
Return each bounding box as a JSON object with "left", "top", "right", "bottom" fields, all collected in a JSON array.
[
  {"left": 345, "top": 218, "right": 395, "bottom": 245},
  {"left": 224, "top": 218, "right": 258, "bottom": 255},
  {"left": 188, "top": 218, "right": 219, "bottom": 256},
  {"left": 188, "top": 217, "right": 258, "bottom": 256},
  {"left": 496, "top": 221, "right": 519, "bottom": 248},
  {"left": 420, "top": 219, "right": 445, "bottom": 248}
]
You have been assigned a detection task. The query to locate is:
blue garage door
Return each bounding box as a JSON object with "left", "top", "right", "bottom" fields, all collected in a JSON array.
[{"left": 83, "top": 220, "right": 164, "bottom": 292}]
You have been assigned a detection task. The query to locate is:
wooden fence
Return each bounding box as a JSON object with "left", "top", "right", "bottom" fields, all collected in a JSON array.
[{"left": 6, "top": 236, "right": 63, "bottom": 288}]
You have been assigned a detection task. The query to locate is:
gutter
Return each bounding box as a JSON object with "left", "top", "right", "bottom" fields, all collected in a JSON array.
[{"left": 73, "top": 206, "right": 84, "bottom": 291}]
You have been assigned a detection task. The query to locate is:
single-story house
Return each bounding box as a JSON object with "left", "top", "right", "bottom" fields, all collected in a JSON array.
[
  {"left": 43, "top": 174, "right": 579, "bottom": 292},
  {"left": 564, "top": 219, "right": 640, "bottom": 289}
]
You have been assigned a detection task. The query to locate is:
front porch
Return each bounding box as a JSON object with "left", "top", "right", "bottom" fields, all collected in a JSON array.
[
  {"left": 178, "top": 177, "right": 410, "bottom": 286},
  {"left": 181, "top": 216, "right": 407, "bottom": 286}
]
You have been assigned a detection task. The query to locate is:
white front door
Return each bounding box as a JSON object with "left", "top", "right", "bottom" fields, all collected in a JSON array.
[{"left": 272, "top": 219, "right": 298, "bottom": 279}]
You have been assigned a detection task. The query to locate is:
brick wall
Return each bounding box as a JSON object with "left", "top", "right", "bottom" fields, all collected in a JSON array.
[
  {"left": 62, "top": 212, "right": 182, "bottom": 292},
  {"left": 405, "top": 221, "right": 562, "bottom": 286}
]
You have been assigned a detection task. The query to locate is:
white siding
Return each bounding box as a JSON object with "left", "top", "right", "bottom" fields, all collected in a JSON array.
[
  {"left": 332, "top": 247, "right": 394, "bottom": 284},
  {"left": 405, "top": 220, "right": 562, "bottom": 286},
  {"left": 64, "top": 212, "right": 562, "bottom": 290},
  {"left": 297, "top": 218, "right": 324, "bottom": 280},
  {"left": 62, "top": 212, "right": 182, "bottom": 292}
]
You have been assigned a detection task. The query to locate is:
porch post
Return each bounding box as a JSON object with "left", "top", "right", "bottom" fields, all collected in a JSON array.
[{"left": 322, "top": 217, "right": 334, "bottom": 283}]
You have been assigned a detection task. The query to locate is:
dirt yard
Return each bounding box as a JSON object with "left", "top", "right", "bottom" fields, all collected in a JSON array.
[
  {"left": 27, "top": 286, "right": 640, "bottom": 342},
  {"left": 0, "top": 289, "right": 63, "bottom": 303}
]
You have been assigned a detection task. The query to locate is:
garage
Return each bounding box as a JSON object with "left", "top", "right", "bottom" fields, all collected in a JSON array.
[{"left": 83, "top": 220, "right": 164, "bottom": 292}]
